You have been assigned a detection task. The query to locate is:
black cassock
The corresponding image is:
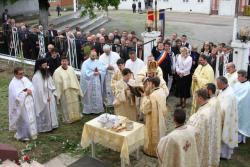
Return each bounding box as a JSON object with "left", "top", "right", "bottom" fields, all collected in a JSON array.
[
  {"left": 0, "top": 30, "right": 8, "bottom": 54},
  {"left": 28, "top": 32, "right": 39, "bottom": 60}
]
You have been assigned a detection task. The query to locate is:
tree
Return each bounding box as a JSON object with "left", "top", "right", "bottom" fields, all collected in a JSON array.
[
  {"left": 38, "top": 0, "right": 50, "bottom": 29},
  {"left": 4, "top": 0, "right": 49, "bottom": 29},
  {"left": 79, "top": 0, "right": 119, "bottom": 18}
]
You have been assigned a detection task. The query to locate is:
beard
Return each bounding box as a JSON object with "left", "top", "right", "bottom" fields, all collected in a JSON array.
[{"left": 40, "top": 68, "right": 49, "bottom": 79}]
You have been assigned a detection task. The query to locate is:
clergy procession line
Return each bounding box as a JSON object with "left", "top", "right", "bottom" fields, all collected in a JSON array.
[{"left": 6, "top": 26, "right": 250, "bottom": 167}]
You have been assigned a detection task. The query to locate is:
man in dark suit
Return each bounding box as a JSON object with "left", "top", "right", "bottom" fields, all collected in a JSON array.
[
  {"left": 75, "top": 31, "right": 86, "bottom": 69},
  {"left": 18, "top": 25, "right": 30, "bottom": 59},
  {"left": 48, "top": 24, "right": 58, "bottom": 45},
  {"left": 0, "top": 28, "right": 8, "bottom": 54},
  {"left": 28, "top": 27, "right": 39, "bottom": 60},
  {"left": 2, "top": 9, "right": 9, "bottom": 24},
  {"left": 47, "top": 48, "right": 61, "bottom": 75}
]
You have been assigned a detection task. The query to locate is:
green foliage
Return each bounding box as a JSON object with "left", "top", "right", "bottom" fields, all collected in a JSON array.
[
  {"left": 3, "top": 0, "right": 18, "bottom": 6},
  {"left": 79, "top": 0, "right": 119, "bottom": 18}
]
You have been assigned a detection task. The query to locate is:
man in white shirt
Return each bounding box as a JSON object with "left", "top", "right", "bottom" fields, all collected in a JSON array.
[{"left": 125, "top": 49, "right": 145, "bottom": 77}]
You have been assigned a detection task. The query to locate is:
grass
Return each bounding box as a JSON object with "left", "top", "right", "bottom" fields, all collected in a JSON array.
[{"left": 0, "top": 69, "right": 95, "bottom": 163}]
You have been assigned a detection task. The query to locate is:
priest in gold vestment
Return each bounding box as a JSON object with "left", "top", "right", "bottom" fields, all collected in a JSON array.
[
  {"left": 140, "top": 76, "right": 168, "bottom": 157},
  {"left": 216, "top": 76, "right": 238, "bottom": 160},
  {"left": 111, "top": 59, "right": 125, "bottom": 91},
  {"left": 113, "top": 68, "right": 137, "bottom": 121},
  {"left": 191, "top": 54, "right": 214, "bottom": 114},
  {"left": 136, "top": 58, "right": 168, "bottom": 96},
  {"left": 188, "top": 88, "right": 216, "bottom": 167},
  {"left": 157, "top": 109, "right": 200, "bottom": 167},
  {"left": 136, "top": 55, "right": 163, "bottom": 81},
  {"left": 53, "top": 56, "right": 83, "bottom": 123},
  {"left": 206, "top": 83, "right": 222, "bottom": 167}
]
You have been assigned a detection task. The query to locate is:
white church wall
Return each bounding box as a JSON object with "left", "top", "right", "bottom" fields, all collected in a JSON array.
[
  {"left": 156, "top": 0, "right": 211, "bottom": 14},
  {"left": 218, "top": 0, "right": 236, "bottom": 16},
  {"left": 118, "top": 0, "right": 146, "bottom": 10},
  {"left": 118, "top": 0, "right": 211, "bottom": 14}
]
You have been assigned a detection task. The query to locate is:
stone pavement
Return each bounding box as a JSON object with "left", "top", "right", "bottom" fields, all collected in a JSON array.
[{"left": 44, "top": 153, "right": 79, "bottom": 167}]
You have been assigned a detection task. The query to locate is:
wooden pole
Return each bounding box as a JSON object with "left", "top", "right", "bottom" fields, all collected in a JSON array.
[
  {"left": 232, "top": 0, "right": 240, "bottom": 41},
  {"left": 154, "top": 0, "right": 157, "bottom": 31}
]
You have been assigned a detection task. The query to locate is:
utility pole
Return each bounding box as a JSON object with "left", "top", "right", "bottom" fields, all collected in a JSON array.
[
  {"left": 232, "top": 0, "right": 240, "bottom": 41},
  {"left": 154, "top": 0, "right": 157, "bottom": 31},
  {"left": 73, "top": 0, "right": 77, "bottom": 12}
]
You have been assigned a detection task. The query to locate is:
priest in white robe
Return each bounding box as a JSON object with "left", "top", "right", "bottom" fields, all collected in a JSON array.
[
  {"left": 216, "top": 76, "right": 238, "bottom": 160},
  {"left": 125, "top": 49, "right": 145, "bottom": 76},
  {"left": 157, "top": 109, "right": 200, "bottom": 167},
  {"left": 32, "top": 58, "right": 58, "bottom": 132},
  {"left": 53, "top": 56, "right": 83, "bottom": 123},
  {"left": 80, "top": 50, "right": 106, "bottom": 114},
  {"left": 99, "top": 44, "right": 120, "bottom": 106},
  {"left": 8, "top": 67, "right": 37, "bottom": 141},
  {"left": 233, "top": 70, "right": 250, "bottom": 143},
  {"left": 225, "top": 62, "right": 238, "bottom": 88}
]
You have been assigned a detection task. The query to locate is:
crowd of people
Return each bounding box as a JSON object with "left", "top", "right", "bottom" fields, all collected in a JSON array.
[
  {"left": 3, "top": 13, "right": 250, "bottom": 167},
  {"left": 0, "top": 17, "right": 145, "bottom": 70}
]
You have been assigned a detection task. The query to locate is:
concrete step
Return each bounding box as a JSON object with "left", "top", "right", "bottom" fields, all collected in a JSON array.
[
  {"left": 85, "top": 17, "right": 109, "bottom": 33},
  {"left": 79, "top": 15, "right": 108, "bottom": 33},
  {"left": 43, "top": 153, "right": 79, "bottom": 167},
  {"left": 56, "top": 16, "right": 91, "bottom": 31},
  {"left": 49, "top": 10, "right": 82, "bottom": 27}
]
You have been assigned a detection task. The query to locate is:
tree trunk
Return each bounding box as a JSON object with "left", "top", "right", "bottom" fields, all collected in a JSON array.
[
  {"left": 38, "top": 0, "right": 49, "bottom": 29},
  {"left": 39, "top": 8, "right": 48, "bottom": 29}
]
